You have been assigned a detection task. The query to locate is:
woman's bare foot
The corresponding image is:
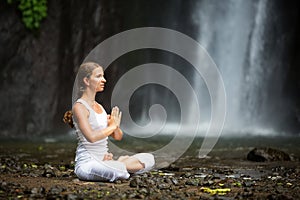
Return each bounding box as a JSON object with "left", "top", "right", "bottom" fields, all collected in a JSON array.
[
  {"left": 117, "top": 155, "right": 130, "bottom": 162},
  {"left": 103, "top": 153, "right": 113, "bottom": 161}
]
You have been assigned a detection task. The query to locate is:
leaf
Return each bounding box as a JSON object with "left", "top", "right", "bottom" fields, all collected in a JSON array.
[{"left": 34, "top": 22, "right": 39, "bottom": 28}]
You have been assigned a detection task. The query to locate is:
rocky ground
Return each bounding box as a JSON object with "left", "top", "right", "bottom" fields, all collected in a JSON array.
[{"left": 0, "top": 139, "right": 300, "bottom": 199}]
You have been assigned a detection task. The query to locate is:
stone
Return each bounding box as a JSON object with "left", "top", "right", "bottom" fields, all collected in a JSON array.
[{"left": 247, "top": 148, "right": 291, "bottom": 162}]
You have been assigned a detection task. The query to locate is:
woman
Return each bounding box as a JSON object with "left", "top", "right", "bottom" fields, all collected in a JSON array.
[{"left": 65, "top": 62, "right": 155, "bottom": 182}]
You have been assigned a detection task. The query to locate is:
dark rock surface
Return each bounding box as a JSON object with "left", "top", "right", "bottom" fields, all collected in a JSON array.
[
  {"left": 0, "top": 1, "right": 105, "bottom": 136},
  {"left": 247, "top": 147, "right": 291, "bottom": 162}
]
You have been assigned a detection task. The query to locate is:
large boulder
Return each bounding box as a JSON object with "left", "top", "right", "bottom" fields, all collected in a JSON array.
[{"left": 247, "top": 147, "right": 291, "bottom": 162}]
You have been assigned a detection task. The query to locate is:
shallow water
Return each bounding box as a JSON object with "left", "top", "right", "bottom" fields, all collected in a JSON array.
[{"left": 1, "top": 135, "right": 299, "bottom": 165}]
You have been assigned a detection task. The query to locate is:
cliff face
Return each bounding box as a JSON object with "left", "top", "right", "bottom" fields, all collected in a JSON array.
[
  {"left": 0, "top": 1, "right": 106, "bottom": 137},
  {"left": 1, "top": 1, "right": 59, "bottom": 137}
]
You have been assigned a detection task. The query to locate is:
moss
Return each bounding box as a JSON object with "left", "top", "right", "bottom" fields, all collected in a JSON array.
[{"left": 7, "top": 0, "right": 48, "bottom": 30}]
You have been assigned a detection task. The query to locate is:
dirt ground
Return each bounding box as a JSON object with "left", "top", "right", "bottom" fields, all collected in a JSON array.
[{"left": 1, "top": 139, "right": 300, "bottom": 199}]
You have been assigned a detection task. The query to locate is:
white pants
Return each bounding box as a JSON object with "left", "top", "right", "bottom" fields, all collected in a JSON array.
[{"left": 75, "top": 153, "right": 155, "bottom": 182}]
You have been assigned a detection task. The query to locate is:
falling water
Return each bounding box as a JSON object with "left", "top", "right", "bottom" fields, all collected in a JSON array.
[{"left": 190, "top": 0, "right": 299, "bottom": 136}]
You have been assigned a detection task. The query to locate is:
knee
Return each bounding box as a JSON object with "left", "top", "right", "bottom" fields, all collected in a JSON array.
[
  {"left": 75, "top": 165, "right": 90, "bottom": 181},
  {"left": 145, "top": 153, "right": 155, "bottom": 169}
]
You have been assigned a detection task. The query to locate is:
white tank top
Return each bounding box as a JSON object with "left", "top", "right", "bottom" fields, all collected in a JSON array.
[{"left": 73, "top": 99, "right": 108, "bottom": 163}]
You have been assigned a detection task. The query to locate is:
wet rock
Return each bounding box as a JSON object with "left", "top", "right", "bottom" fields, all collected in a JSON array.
[
  {"left": 204, "top": 180, "right": 214, "bottom": 186},
  {"left": 157, "top": 183, "right": 170, "bottom": 190},
  {"left": 267, "top": 194, "right": 293, "bottom": 200},
  {"left": 31, "top": 187, "right": 45, "bottom": 194},
  {"left": 185, "top": 178, "right": 199, "bottom": 186},
  {"left": 129, "top": 177, "right": 143, "bottom": 188},
  {"left": 183, "top": 172, "right": 192, "bottom": 178},
  {"left": 43, "top": 168, "right": 55, "bottom": 177},
  {"left": 145, "top": 178, "right": 156, "bottom": 186},
  {"left": 31, "top": 187, "right": 39, "bottom": 194},
  {"left": 67, "top": 193, "right": 78, "bottom": 200},
  {"left": 29, "top": 172, "right": 41, "bottom": 177},
  {"left": 48, "top": 186, "right": 64, "bottom": 195},
  {"left": 135, "top": 194, "right": 145, "bottom": 199},
  {"left": 243, "top": 181, "right": 253, "bottom": 187},
  {"left": 42, "top": 164, "right": 53, "bottom": 176},
  {"left": 171, "top": 177, "right": 179, "bottom": 185},
  {"left": 139, "top": 188, "right": 148, "bottom": 195},
  {"left": 247, "top": 147, "right": 291, "bottom": 162},
  {"left": 128, "top": 192, "right": 137, "bottom": 199},
  {"left": 30, "top": 187, "right": 45, "bottom": 198},
  {"left": 1, "top": 181, "right": 7, "bottom": 187},
  {"left": 242, "top": 191, "right": 253, "bottom": 198}
]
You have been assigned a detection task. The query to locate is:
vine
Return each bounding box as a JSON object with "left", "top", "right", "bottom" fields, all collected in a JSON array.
[{"left": 7, "top": 0, "right": 48, "bottom": 30}]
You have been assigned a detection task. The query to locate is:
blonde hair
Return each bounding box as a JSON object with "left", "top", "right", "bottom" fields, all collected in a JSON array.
[
  {"left": 66, "top": 62, "right": 102, "bottom": 128},
  {"left": 76, "top": 62, "right": 102, "bottom": 96},
  {"left": 78, "top": 62, "right": 101, "bottom": 88}
]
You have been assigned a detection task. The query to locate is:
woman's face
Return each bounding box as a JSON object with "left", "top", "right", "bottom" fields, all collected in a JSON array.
[{"left": 87, "top": 67, "right": 106, "bottom": 92}]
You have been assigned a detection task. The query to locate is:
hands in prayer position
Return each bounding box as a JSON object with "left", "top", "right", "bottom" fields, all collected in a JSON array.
[
  {"left": 108, "top": 106, "right": 122, "bottom": 128},
  {"left": 108, "top": 106, "right": 123, "bottom": 141}
]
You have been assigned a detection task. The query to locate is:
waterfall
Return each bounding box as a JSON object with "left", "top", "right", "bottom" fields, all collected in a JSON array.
[
  {"left": 193, "top": 0, "right": 256, "bottom": 135},
  {"left": 190, "top": 0, "right": 300, "bottom": 135}
]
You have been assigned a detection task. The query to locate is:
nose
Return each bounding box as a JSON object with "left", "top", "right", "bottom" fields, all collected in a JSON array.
[{"left": 102, "top": 77, "right": 106, "bottom": 83}]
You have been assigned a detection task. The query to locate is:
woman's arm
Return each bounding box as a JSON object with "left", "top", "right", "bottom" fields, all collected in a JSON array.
[{"left": 73, "top": 103, "right": 117, "bottom": 143}]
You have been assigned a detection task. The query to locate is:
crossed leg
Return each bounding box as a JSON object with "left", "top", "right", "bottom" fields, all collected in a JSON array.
[{"left": 118, "top": 155, "right": 145, "bottom": 173}]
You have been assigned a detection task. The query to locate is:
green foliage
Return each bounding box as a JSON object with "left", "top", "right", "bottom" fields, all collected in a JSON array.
[{"left": 7, "top": 0, "right": 48, "bottom": 30}]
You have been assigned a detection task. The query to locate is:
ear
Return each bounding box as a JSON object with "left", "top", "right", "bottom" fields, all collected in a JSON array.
[{"left": 83, "top": 77, "right": 90, "bottom": 86}]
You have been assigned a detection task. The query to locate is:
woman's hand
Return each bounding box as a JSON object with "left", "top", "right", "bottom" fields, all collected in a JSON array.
[
  {"left": 108, "top": 106, "right": 123, "bottom": 140},
  {"left": 112, "top": 106, "right": 122, "bottom": 127},
  {"left": 108, "top": 106, "right": 122, "bottom": 129},
  {"left": 111, "top": 127, "right": 123, "bottom": 140}
]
